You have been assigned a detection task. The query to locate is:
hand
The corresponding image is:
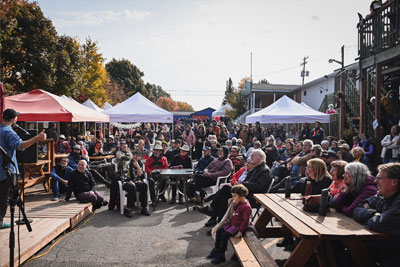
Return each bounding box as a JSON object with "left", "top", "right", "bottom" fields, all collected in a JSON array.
[
  {"left": 228, "top": 198, "right": 233, "bottom": 206},
  {"left": 364, "top": 203, "right": 371, "bottom": 209},
  {"left": 374, "top": 212, "right": 381, "bottom": 217},
  {"left": 37, "top": 130, "right": 47, "bottom": 141},
  {"left": 133, "top": 160, "right": 140, "bottom": 168},
  {"left": 234, "top": 232, "right": 242, "bottom": 239}
]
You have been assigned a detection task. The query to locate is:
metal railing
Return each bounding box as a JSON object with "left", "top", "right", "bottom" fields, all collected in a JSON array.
[{"left": 358, "top": 0, "right": 400, "bottom": 58}]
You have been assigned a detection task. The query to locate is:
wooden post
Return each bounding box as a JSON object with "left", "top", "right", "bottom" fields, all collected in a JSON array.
[
  {"left": 339, "top": 70, "right": 345, "bottom": 139},
  {"left": 375, "top": 63, "right": 383, "bottom": 142},
  {"left": 359, "top": 70, "right": 366, "bottom": 135}
]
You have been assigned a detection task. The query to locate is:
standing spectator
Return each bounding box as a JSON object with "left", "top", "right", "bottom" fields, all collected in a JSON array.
[
  {"left": 310, "top": 121, "right": 324, "bottom": 144},
  {"left": 46, "top": 122, "right": 58, "bottom": 141},
  {"left": 251, "top": 122, "right": 263, "bottom": 141},
  {"left": 300, "top": 123, "right": 311, "bottom": 141},
  {"left": 239, "top": 124, "right": 249, "bottom": 147},
  {"left": 380, "top": 90, "right": 400, "bottom": 133},
  {"left": 359, "top": 133, "right": 375, "bottom": 164},
  {"left": 286, "top": 126, "right": 299, "bottom": 141},
  {"left": 219, "top": 126, "right": 229, "bottom": 145},
  {"left": 352, "top": 136, "right": 361, "bottom": 149},
  {"left": 381, "top": 125, "right": 399, "bottom": 163},
  {"left": 72, "top": 124, "right": 80, "bottom": 140},
  {"left": 275, "top": 125, "right": 286, "bottom": 141},
  {"left": 173, "top": 125, "right": 182, "bottom": 140},
  {"left": 182, "top": 124, "right": 196, "bottom": 154},
  {"left": 195, "top": 124, "right": 206, "bottom": 160},
  {"left": 212, "top": 120, "right": 221, "bottom": 138},
  {"left": 263, "top": 137, "right": 278, "bottom": 168},
  {"left": 326, "top": 104, "right": 337, "bottom": 114}
]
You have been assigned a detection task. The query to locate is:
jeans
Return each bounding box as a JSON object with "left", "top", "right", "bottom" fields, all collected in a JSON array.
[
  {"left": 77, "top": 191, "right": 104, "bottom": 207},
  {"left": 382, "top": 158, "right": 397, "bottom": 164},
  {"left": 0, "top": 179, "right": 10, "bottom": 220}
]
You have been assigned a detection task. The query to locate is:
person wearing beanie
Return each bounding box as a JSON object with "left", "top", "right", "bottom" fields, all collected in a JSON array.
[{"left": 193, "top": 146, "right": 233, "bottom": 206}]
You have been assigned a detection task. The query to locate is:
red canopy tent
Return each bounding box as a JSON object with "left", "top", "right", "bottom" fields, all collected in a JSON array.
[{"left": 5, "top": 89, "right": 109, "bottom": 122}]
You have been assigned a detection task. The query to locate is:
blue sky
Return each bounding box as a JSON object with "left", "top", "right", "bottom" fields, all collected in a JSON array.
[{"left": 37, "top": 0, "right": 368, "bottom": 110}]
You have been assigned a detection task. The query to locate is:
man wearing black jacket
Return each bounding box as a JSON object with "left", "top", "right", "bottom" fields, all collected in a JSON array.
[
  {"left": 169, "top": 144, "right": 193, "bottom": 204},
  {"left": 65, "top": 160, "right": 106, "bottom": 210},
  {"left": 197, "top": 149, "right": 272, "bottom": 226}
]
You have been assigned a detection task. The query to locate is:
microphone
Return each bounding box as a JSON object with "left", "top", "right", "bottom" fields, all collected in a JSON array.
[{"left": 13, "top": 124, "right": 31, "bottom": 136}]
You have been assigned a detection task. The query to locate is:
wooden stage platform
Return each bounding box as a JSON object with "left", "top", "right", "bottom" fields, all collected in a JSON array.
[{"left": 0, "top": 186, "right": 92, "bottom": 267}]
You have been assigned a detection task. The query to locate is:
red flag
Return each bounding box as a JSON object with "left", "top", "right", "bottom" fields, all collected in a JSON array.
[{"left": 0, "top": 83, "right": 4, "bottom": 124}]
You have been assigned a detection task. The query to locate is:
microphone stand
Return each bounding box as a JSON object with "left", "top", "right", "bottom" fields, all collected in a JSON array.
[
  {"left": 13, "top": 125, "right": 32, "bottom": 226},
  {"left": 0, "top": 145, "right": 32, "bottom": 267}
]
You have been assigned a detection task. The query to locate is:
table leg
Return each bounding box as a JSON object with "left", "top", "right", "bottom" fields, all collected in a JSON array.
[
  {"left": 343, "top": 239, "right": 375, "bottom": 267},
  {"left": 153, "top": 173, "right": 160, "bottom": 211},
  {"left": 183, "top": 177, "right": 189, "bottom": 211},
  {"left": 254, "top": 208, "right": 273, "bottom": 236},
  {"left": 316, "top": 240, "right": 336, "bottom": 267},
  {"left": 284, "top": 239, "right": 321, "bottom": 267}
]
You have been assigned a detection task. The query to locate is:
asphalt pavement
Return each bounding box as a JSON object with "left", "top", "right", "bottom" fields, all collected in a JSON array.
[{"left": 24, "top": 185, "right": 289, "bottom": 267}]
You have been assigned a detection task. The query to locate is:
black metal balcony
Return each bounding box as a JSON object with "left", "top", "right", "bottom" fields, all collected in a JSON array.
[{"left": 358, "top": 0, "right": 400, "bottom": 59}]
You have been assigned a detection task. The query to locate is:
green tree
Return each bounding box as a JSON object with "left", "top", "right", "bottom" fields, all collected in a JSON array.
[
  {"left": 77, "top": 38, "right": 108, "bottom": 106},
  {"left": 222, "top": 77, "right": 233, "bottom": 105},
  {"left": 104, "top": 80, "right": 127, "bottom": 106},
  {"left": 225, "top": 88, "right": 246, "bottom": 119},
  {"left": 1, "top": 0, "right": 58, "bottom": 92}
]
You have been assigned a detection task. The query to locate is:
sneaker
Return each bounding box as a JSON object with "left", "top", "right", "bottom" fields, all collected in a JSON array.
[
  {"left": 178, "top": 198, "right": 184, "bottom": 205},
  {"left": 124, "top": 209, "right": 133, "bottom": 218},
  {"left": 102, "top": 200, "right": 109, "bottom": 206},
  {"left": 211, "top": 254, "right": 226, "bottom": 265},
  {"left": 205, "top": 217, "right": 217, "bottom": 227},
  {"left": 0, "top": 222, "right": 11, "bottom": 229},
  {"left": 206, "top": 248, "right": 219, "bottom": 259},
  {"left": 141, "top": 207, "right": 151, "bottom": 216},
  {"left": 159, "top": 195, "right": 167, "bottom": 202},
  {"left": 197, "top": 206, "right": 213, "bottom": 216},
  {"left": 51, "top": 197, "right": 59, "bottom": 201},
  {"left": 169, "top": 198, "right": 176, "bottom": 204}
]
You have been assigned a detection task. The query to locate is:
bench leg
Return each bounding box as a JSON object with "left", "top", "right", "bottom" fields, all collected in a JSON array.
[
  {"left": 316, "top": 240, "right": 336, "bottom": 267},
  {"left": 343, "top": 239, "right": 375, "bottom": 267},
  {"left": 284, "top": 239, "right": 321, "bottom": 267}
]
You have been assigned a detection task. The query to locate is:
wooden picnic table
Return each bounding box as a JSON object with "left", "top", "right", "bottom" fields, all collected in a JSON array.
[
  {"left": 55, "top": 153, "right": 70, "bottom": 159},
  {"left": 18, "top": 159, "right": 52, "bottom": 192},
  {"left": 152, "top": 168, "right": 193, "bottom": 211},
  {"left": 89, "top": 154, "right": 115, "bottom": 161},
  {"left": 253, "top": 193, "right": 388, "bottom": 267}
]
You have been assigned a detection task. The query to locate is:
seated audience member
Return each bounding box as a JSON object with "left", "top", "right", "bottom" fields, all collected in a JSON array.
[
  {"left": 330, "top": 162, "right": 376, "bottom": 217},
  {"left": 103, "top": 137, "right": 117, "bottom": 152},
  {"left": 273, "top": 141, "right": 302, "bottom": 182},
  {"left": 69, "top": 145, "right": 84, "bottom": 169},
  {"left": 353, "top": 163, "right": 400, "bottom": 266},
  {"left": 351, "top": 146, "right": 371, "bottom": 171},
  {"left": 225, "top": 140, "right": 232, "bottom": 151},
  {"left": 320, "top": 140, "right": 330, "bottom": 151},
  {"left": 210, "top": 140, "right": 220, "bottom": 158},
  {"left": 310, "top": 144, "right": 322, "bottom": 158},
  {"left": 321, "top": 151, "right": 337, "bottom": 172},
  {"left": 194, "top": 147, "right": 215, "bottom": 175},
  {"left": 329, "top": 140, "right": 339, "bottom": 153},
  {"left": 145, "top": 143, "right": 169, "bottom": 202},
  {"left": 359, "top": 133, "right": 374, "bottom": 163},
  {"left": 170, "top": 139, "right": 182, "bottom": 160},
  {"left": 197, "top": 150, "right": 272, "bottom": 226},
  {"left": 161, "top": 141, "right": 169, "bottom": 156},
  {"left": 263, "top": 138, "right": 278, "bottom": 168},
  {"left": 50, "top": 157, "right": 72, "bottom": 201},
  {"left": 115, "top": 143, "right": 133, "bottom": 172},
  {"left": 165, "top": 140, "right": 176, "bottom": 163},
  {"left": 65, "top": 160, "right": 107, "bottom": 210},
  {"left": 229, "top": 146, "right": 245, "bottom": 172},
  {"left": 236, "top": 138, "right": 246, "bottom": 156},
  {"left": 288, "top": 139, "right": 314, "bottom": 178},
  {"left": 277, "top": 140, "right": 294, "bottom": 162},
  {"left": 380, "top": 125, "right": 399, "bottom": 164},
  {"left": 337, "top": 143, "right": 354, "bottom": 163},
  {"left": 89, "top": 140, "right": 103, "bottom": 156},
  {"left": 78, "top": 141, "right": 89, "bottom": 161},
  {"left": 136, "top": 139, "right": 151, "bottom": 160},
  {"left": 329, "top": 160, "right": 347, "bottom": 197},
  {"left": 169, "top": 144, "right": 192, "bottom": 204},
  {"left": 55, "top": 134, "right": 71, "bottom": 154},
  {"left": 301, "top": 158, "right": 332, "bottom": 195},
  {"left": 193, "top": 146, "right": 233, "bottom": 205}
]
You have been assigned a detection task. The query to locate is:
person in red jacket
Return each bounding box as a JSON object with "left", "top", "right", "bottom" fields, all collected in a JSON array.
[
  {"left": 207, "top": 184, "right": 252, "bottom": 264},
  {"left": 145, "top": 143, "right": 169, "bottom": 202}
]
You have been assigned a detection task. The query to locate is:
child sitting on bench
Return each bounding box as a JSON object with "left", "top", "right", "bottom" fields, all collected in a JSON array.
[{"left": 207, "top": 184, "right": 252, "bottom": 264}]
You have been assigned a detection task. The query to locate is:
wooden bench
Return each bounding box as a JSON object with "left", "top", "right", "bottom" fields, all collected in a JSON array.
[{"left": 230, "top": 231, "right": 278, "bottom": 267}]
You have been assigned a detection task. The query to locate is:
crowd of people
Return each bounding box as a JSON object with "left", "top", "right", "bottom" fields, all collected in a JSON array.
[{"left": 1, "top": 110, "right": 400, "bottom": 266}]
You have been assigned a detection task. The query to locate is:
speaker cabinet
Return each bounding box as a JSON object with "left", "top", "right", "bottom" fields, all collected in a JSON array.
[{"left": 16, "top": 129, "right": 38, "bottom": 164}]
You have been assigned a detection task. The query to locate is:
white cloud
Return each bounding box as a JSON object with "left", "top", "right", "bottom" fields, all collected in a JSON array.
[{"left": 54, "top": 9, "right": 151, "bottom": 27}]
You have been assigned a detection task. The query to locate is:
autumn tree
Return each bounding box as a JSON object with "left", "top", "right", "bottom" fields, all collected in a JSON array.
[
  {"left": 157, "top": 97, "right": 177, "bottom": 111},
  {"left": 104, "top": 80, "right": 127, "bottom": 106},
  {"left": 176, "top": 101, "right": 194, "bottom": 112},
  {"left": 238, "top": 77, "right": 251, "bottom": 90},
  {"left": 77, "top": 38, "right": 108, "bottom": 106}
]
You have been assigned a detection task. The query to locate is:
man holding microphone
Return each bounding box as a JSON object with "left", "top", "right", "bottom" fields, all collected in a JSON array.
[{"left": 0, "top": 109, "right": 46, "bottom": 229}]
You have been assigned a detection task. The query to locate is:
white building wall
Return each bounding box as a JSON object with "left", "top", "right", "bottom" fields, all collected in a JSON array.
[{"left": 300, "top": 77, "right": 335, "bottom": 110}]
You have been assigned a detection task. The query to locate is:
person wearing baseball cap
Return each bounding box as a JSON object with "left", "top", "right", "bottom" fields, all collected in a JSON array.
[
  {"left": 0, "top": 109, "right": 46, "bottom": 229},
  {"left": 55, "top": 134, "right": 71, "bottom": 154},
  {"left": 194, "top": 147, "right": 214, "bottom": 175},
  {"left": 353, "top": 162, "right": 400, "bottom": 266},
  {"left": 338, "top": 143, "right": 354, "bottom": 163}
]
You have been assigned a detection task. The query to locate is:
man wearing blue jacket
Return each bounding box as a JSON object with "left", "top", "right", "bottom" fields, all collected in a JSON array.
[
  {"left": 353, "top": 162, "right": 400, "bottom": 266},
  {"left": 50, "top": 157, "right": 72, "bottom": 201},
  {"left": 194, "top": 147, "right": 214, "bottom": 175}
]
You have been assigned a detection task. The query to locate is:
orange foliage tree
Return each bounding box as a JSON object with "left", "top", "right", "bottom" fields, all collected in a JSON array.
[{"left": 156, "top": 97, "right": 178, "bottom": 111}]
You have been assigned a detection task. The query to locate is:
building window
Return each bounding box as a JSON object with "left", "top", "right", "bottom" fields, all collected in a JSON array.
[{"left": 303, "top": 91, "right": 307, "bottom": 96}]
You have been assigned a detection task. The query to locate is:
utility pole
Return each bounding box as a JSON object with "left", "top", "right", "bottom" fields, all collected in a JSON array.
[
  {"left": 250, "top": 52, "right": 254, "bottom": 112},
  {"left": 300, "top": 56, "right": 309, "bottom": 85}
]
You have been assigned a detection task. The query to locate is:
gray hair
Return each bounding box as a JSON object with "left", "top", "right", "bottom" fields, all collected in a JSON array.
[
  {"left": 254, "top": 141, "right": 262, "bottom": 148},
  {"left": 344, "top": 162, "right": 370, "bottom": 194},
  {"left": 252, "top": 149, "right": 266, "bottom": 163},
  {"left": 321, "top": 140, "right": 330, "bottom": 147},
  {"left": 312, "top": 144, "right": 322, "bottom": 155},
  {"left": 303, "top": 139, "right": 314, "bottom": 147}
]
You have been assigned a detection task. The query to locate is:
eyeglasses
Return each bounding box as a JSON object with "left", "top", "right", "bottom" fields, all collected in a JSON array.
[{"left": 375, "top": 176, "right": 389, "bottom": 181}]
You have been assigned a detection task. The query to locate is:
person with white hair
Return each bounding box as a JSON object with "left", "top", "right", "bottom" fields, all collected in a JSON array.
[
  {"left": 326, "top": 104, "right": 336, "bottom": 114},
  {"left": 321, "top": 140, "right": 330, "bottom": 151},
  {"left": 330, "top": 162, "right": 377, "bottom": 217}
]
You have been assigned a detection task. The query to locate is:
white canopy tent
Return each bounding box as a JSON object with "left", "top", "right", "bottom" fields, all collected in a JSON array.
[
  {"left": 104, "top": 92, "right": 173, "bottom": 123},
  {"left": 212, "top": 103, "right": 232, "bottom": 117},
  {"left": 103, "top": 102, "right": 113, "bottom": 110},
  {"left": 82, "top": 99, "right": 104, "bottom": 112},
  {"left": 246, "top": 95, "right": 330, "bottom": 124}
]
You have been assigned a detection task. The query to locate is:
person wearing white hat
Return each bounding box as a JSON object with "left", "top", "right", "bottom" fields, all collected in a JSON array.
[
  {"left": 169, "top": 144, "right": 193, "bottom": 204},
  {"left": 55, "top": 134, "right": 71, "bottom": 154},
  {"left": 145, "top": 143, "right": 169, "bottom": 203}
]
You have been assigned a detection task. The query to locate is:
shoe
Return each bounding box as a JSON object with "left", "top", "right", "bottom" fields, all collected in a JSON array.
[
  {"left": 205, "top": 217, "right": 217, "bottom": 227},
  {"left": 211, "top": 253, "right": 226, "bottom": 264},
  {"left": 102, "top": 200, "right": 109, "bottom": 206},
  {"left": 141, "top": 207, "right": 151, "bottom": 216},
  {"left": 108, "top": 204, "right": 115, "bottom": 211},
  {"left": 51, "top": 197, "right": 59, "bottom": 201},
  {"left": 194, "top": 194, "right": 202, "bottom": 204},
  {"left": 179, "top": 198, "right": 184, "bottom": 205},
  {"left": 204, "top": 194, "right": 214, "bottom": 202},
  {"left": 0, "top": 222, "right": 11, "bottom": 229},
  {"left": 197, "top": 206, "right": 213, "bottom": 216},
  {"left": 206, "top": 248, "right": 219, "bottom": 259},
  {"left": 276, "top": 237, "right": 290, "bottom": 247},
  {"left": 124, "top": 209, "right": 133, "bottom": 218},
  {"left": 159, "top": 195, "right": 167, "bottom": 202},
  {"left": 169, "top": 198, "right": 176, "bottom": 204}
]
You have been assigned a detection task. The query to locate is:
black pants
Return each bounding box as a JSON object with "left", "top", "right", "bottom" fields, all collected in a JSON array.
[
  {"left": 170, "top": 177, "right": 183, "bottom": 199},
  {"left": 210, "top": 185, "right": 232, "bottom": 221},
  {"left": 194, "top": 174, "right": 216, "bottom": 196},
  {"left": 0, "top": 179, "right": 10, "bottom": 220},
  {"left": 122, "top": 182, "right": 148, "bottom": 208},
  {"left": 215, "top": 227, "right": 234, "bottom": 253}
]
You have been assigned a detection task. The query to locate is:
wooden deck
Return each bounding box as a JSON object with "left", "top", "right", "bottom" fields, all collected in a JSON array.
[{"left": 0, "top": 186, "right": 92, "bottom": 267}]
